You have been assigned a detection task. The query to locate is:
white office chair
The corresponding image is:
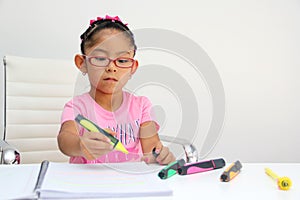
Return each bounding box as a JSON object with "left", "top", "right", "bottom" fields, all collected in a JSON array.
[
  {"left": 0, "top": 55, "right": 80, "bottom": 164},
  {"left": 0, "top": 55, "right": 197, "bottom": 164}
]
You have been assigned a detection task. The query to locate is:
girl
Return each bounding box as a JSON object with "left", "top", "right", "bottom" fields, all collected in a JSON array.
[{"left": 57, "top": 15, "right": 175, "bottom": 165}]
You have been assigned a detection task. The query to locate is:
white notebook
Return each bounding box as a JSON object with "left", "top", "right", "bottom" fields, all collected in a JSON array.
[{"left": 34, "top": 161, "right": 172, "bottom": 199}]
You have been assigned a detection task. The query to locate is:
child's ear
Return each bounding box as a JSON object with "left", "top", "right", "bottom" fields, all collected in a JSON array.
[
  {"left": 74, "top": 54, "right": 87, "bottom": 73},
  {"left": 130, "top": 60, "right": 139, "bottom": 75}
]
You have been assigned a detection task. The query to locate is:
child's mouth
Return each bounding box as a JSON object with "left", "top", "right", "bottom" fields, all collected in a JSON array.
[{"left": 103, "top": 77, "right": 118, "bottom": 82}]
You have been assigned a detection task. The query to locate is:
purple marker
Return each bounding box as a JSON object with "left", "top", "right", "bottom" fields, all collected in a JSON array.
[{"left": 178, "top": 158, "right": 225, "bottom": 175}]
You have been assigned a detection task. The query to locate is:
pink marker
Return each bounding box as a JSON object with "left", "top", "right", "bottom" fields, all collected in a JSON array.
[{"left": 178, "top": 158, "right": 225, "bottom": 175}]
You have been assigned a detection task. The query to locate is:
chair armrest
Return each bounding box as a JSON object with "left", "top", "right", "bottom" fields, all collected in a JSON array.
[
  {"left": 0, "top": 140, "right": 20, "bottom": 164},
  {"left": 160, "top": 135, "right": 198, "bottom": 163}
]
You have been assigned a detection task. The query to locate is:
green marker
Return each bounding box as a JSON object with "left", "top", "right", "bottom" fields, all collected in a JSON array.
[
  {"left": 75, "top": 114, "right": 128, "bottom": 154},
  {"left": 158, "top": 159, "right": 185, "bottom": 179}
]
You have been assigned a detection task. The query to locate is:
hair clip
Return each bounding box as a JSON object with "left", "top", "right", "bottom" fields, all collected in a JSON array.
[
  {"left": 89, "top": 15, "right": 128, "bottom": 26},
  {"left": 89, "top": 19, "right": 96, "bottom": 25},
  {"left": 105, "top": 15, "right": 120, "bottom": 22}
]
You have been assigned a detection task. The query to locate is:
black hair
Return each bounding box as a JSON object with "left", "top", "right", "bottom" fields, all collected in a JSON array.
[{"left": 80, "top": 19, "right": 137, "bottom": 55}]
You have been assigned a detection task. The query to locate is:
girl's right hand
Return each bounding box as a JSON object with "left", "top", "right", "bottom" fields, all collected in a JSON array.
[{"left": 79, "top": 129, "right": 116, "bottom": 160}]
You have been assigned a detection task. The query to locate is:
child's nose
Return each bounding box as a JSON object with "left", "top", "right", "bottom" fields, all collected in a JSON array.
[{"left": 105, "top": 61, "right": 117, "bottom": 72}]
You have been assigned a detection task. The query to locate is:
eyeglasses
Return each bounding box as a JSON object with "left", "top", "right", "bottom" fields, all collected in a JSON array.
[{"left": 83, "top": 55, "right": 135, "bottom": 68}]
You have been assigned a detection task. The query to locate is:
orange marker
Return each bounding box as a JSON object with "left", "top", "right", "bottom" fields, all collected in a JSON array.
[{"left": 220, "top": 160, "right": 242, "bottom": 182}]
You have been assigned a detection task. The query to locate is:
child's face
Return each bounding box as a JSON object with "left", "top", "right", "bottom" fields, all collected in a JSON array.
[{"left": 83, "top": 29, "right": 137, "bottom": 95}]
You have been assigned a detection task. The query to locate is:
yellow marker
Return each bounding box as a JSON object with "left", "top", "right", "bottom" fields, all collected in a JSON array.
[
  {"left": 265, "top": 168, "right": 292, "bottom": 190},
  {"left": 75, "top": 114, "right": 128, "bottom": 154}
]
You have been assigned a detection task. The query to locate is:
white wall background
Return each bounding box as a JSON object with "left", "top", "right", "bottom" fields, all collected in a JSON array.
[{"left": 0, "top": 0, "right": 299, "bottom": 162}]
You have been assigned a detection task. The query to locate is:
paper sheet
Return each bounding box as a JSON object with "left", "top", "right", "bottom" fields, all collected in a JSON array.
[{"left": 38, "top": 162, "right": 172, "bottom": 198}]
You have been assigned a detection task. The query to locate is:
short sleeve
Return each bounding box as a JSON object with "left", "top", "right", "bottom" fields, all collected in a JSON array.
[
  {"left": 140, "top": 96, "right": 160, "bottom": 131},
  {"left": 60, "top": 97, "right": 88, "bottom": 136},
  {"left": 61, "top": 100, "right": 77, "bottom": 124}
]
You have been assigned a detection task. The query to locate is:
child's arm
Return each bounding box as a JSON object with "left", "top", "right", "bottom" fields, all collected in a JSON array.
[
  {"left": 57, "top": 120, "right": 114, "bottom": 160},
  {"left": 140, "top": 121, "right": 175, "bottom": 165}
]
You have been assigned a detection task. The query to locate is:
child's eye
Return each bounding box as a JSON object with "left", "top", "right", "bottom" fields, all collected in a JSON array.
[
  {"left": 117, "top": 58, "right": 130, "bottom": 63},
  {"left": 95, "top": 57, "right": 107, "bottom": 61}
]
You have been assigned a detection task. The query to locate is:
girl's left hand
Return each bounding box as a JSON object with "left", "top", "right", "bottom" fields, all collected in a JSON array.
[{"left": 142, "top": 145, "right": 176, "bottom": 165}]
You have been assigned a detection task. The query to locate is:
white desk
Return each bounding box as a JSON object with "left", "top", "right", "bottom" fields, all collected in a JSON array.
[{"left": 0, "top": 163, "right": 299, "bottom": 200}]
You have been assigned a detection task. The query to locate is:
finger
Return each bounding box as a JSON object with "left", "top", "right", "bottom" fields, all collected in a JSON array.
[
  {"left": 141, "top": 156, "right": 155, "bottom": 164},
  {"left": 160, "top": 152, "right": 176, "bottom": 165},
  {"left": 86, "top": 132, "right": 111, "bottom": 143},
  {"left": 80, "top": 140, "right": 114, "bottom": 160},
  {"left": 103, "top": 128, "right": 117, "bottom": 136},
  {"left": 141, "top": 153, "right": 156, "bottom": 164},
  {"left": 141, "top": 156, "right": 149, "bottom": 163},
  {"left": 156, "top": 146, "right": 171, "bottom": 164},
  {"left": 80, "top": 134, "right": 113, "bottom": 150},
  {"left": 90, "top": 140, "right": 114, "bottom": 151},
  {"left": 80, "top": 140, "right": 95, "bottom": 160}
]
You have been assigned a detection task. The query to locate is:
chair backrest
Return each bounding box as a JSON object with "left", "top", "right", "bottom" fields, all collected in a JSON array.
[{"left": 3, "top": 55, "right": 84, "bottom": 164}]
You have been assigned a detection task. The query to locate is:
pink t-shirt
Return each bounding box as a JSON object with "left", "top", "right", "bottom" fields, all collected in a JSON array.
[{"left": 60, "top": 91, "right": 159, "bottom": 164}]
